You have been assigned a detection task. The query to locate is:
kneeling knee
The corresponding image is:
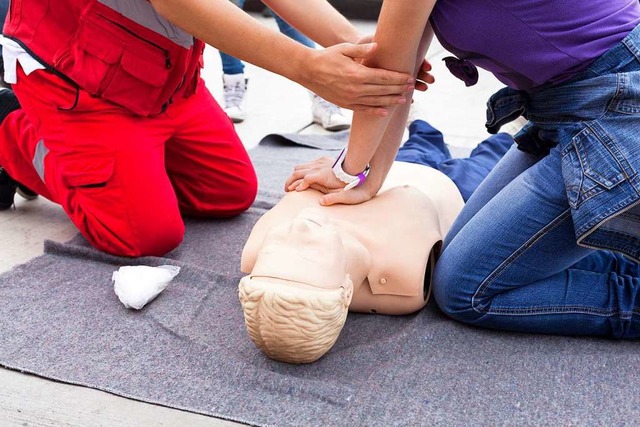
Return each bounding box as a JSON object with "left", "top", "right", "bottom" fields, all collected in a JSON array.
[
  {"left": 433, "top": 252, "right": 483, "bottom": 324},
  {"left": 181, "top": 161, "right": 258, "bottom": 218},
  {"left": 86, "top": 211, "right": 184, "bottom": 258},
  {"left": 222, "top": 177, "right": 258, "bottom": 216},
  {"left": 132, "top": 221, "right": 184, "bottom": 257}
]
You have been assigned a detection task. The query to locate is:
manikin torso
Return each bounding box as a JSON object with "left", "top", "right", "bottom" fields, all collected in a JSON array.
[{"left": 241, "top": 161, "right": 465, "bottom": 315}]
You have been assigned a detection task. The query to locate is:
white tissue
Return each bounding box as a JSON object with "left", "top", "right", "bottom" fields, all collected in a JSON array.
[{"left": 112, "top": 265, "right": 180, "bottom": 310}]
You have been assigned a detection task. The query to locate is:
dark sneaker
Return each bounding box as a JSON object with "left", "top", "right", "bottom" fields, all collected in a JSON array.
[
  {"left": 0, "top": 87, "right": 20, "bottom": 119},
  {"left": 0, "top": 167, "right": 17, "bottom": 210},
  {"left": 16, "top": 183, "right": 38, "bottom": 200}
]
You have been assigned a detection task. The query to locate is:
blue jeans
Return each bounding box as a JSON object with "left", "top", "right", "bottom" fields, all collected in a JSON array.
[
  {"left": 396, "top": 120, "right": 514, "bottom": 201},
  {"left": 434, "top": 49, "right": 640, "bottom": 338},
  {"left": 219, "top": 0, "right": 315, "bottom": 75}
]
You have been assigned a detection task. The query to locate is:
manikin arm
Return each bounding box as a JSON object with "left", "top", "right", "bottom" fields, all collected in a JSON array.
[
  {"left": 149, "top": 0, "right": 415, "bottom": 115},
  {"left": 285, "top": 0, "right": 438, "bottom": 204}
]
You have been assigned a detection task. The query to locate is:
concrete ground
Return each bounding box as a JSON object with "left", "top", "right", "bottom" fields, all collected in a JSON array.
[{"left": 0, "top": 15, "right": 503, "bottom": 427}]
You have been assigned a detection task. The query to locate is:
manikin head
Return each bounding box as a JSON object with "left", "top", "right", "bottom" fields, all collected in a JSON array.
[{"left": 238, "top": 208, "right": 354, "bottom": 364}]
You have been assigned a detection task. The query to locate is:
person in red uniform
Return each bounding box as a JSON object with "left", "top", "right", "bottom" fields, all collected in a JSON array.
[{"left": 0, "top": 0, "right": 425, "bottom": 257}]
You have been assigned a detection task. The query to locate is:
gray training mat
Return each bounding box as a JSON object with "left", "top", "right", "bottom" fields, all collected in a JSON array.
[{"left": 0, "top": 133, "right": 638, "bottom": 426}]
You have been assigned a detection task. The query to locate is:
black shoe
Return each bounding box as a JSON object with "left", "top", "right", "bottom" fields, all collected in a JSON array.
[
  {"left": 0, "top": 167, "right": 17, "bottom": 210},
  {"left": 16, "top": 183, "right": 38, "bottom": 200},
  {"left": 0, "top": 87, "right": 20, "bottom": 119}
]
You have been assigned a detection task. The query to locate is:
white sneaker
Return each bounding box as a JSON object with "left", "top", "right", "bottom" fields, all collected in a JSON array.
[
  {"left": 222, "top": 73, "right": 247, "bottom": 123},
  {"left": 310, "top": 94, "right": 350, "bottom": 131}
]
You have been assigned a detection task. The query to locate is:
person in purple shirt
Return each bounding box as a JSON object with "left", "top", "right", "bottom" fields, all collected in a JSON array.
[{"left": 287, "top": 1, "right": 640, "bottom": 338}]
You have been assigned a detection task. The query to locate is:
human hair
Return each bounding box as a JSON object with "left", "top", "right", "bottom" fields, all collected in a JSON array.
[{"left": 238, "top": 274, "right": 354, "bottom": 364}]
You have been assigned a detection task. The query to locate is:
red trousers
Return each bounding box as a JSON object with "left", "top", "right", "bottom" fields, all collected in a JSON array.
[{"left": 0, "top": 68, "right": 257, "bottom": 257}]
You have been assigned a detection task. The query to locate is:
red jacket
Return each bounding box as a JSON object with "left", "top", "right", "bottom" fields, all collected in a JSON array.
[{"left": 4, "top": 0, "right": 205, "bottom": 116}]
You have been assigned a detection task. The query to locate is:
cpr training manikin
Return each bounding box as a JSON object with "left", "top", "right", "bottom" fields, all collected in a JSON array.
[{"left": 239, "top": 161, "right": 464, "bottom": 364}]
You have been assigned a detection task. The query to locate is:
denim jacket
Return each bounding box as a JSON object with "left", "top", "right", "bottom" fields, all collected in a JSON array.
[{"left": 485, "top": 25, "right": 640, "bottom": 262}]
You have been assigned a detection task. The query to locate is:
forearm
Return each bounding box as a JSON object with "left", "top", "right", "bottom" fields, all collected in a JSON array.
[
  {"left": 150, "top": 0, "right": 309, "bottom": 84},
  {"left": 263, "top": 0, "right": 361, "bottom": 46},
  {"left": 342, "top": 1, "right": 436, "bottom": 179},
  {"left": 354, "top": 22, "right": 430, "bottom": 193},
  {"left": 360, "top": 105, "right": 410, "bottom": 194}
]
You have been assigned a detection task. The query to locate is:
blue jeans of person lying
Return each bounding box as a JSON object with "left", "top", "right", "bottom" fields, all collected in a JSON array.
[
  {"left": 219, "top": 0, "right": 315, "bottom": 75},
  {"left": 396, "top": 120, "right": 514, "bottom": 202},
  {"left": 433, "top": 25, "right": 640, "bottom": 338}
]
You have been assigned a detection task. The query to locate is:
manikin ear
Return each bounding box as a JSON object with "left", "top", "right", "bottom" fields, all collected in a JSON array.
[
  {"left": 343, "top": 274, "right": 354, "bottom": 306},
  {"left": 240, "top": 247, "right": 257, "bottom": 274}
]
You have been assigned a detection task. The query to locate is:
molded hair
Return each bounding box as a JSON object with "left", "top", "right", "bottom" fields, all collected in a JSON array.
[{"left": 238, "top": 275, "right": 353, "bottom": 364}]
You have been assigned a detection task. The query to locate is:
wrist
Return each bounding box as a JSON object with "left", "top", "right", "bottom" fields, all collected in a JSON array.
[
  {"left": 326, "top": 20, "right": 361, "bottom": 46},
  {"left": 345, "top": 29, "right": 364, "bottom": 45},
  {"left": 289, "top": 46, "right": 316, "bottom": 87},
  {"left": 332, "top": 147, "right": 370, "bottom": 190},
  {"left": 351, "top": 32, "right": 369, "bottom": 45},
  {"left": 360, "top": 173, "right": 383, "bottom": 197},
  {"left": 342, "top": 156, "right": 363, "bottom": 176}
]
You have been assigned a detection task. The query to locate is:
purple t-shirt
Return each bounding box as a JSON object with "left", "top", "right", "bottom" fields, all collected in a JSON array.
[{"left": 430, "top": 0, "right": 640, "bottom": 91}]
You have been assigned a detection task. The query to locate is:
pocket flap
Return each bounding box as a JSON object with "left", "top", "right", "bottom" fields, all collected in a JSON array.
[
  {"left": 62, "top": 156, "right": 115, "bottom": 188},
  {"left": 121, "top": 51, "right": 169, "bottom": 87},
  {"left": 572, "top": 123, "right": 628, "bottom": 189},
  {"left": 77, "top": 26, "right": 122, "bottom": 64}
]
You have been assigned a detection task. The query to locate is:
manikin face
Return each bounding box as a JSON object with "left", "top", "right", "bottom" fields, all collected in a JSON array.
[{"left": 250, "top": 207, "right": 348, "bottom": 291}]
